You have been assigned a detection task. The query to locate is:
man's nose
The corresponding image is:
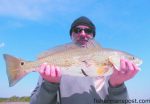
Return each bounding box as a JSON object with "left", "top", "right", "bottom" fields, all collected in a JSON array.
[{"left": 80, "top": 30, "right": 86, "bottom": 36}]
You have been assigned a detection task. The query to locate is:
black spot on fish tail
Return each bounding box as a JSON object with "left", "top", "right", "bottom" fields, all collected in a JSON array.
[
  {"left": 20, "top": 61, "right": 24, "bottom": 66},
  {"left": 81, "top": 69, "right": 88, "bottom": 77}
]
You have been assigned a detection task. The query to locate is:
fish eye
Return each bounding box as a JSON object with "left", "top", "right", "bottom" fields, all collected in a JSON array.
[{"left": 20, "top": 62, "right": 24, "bottom": 66}]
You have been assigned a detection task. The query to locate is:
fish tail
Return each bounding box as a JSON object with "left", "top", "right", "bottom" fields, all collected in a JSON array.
[{"left": 3, "top": 54, "right": 28, "bottom": 87}]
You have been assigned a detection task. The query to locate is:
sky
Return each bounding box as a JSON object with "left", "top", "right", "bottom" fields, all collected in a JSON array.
[{"left": 0, "top": 0, "right": 150, "bottom": 100}]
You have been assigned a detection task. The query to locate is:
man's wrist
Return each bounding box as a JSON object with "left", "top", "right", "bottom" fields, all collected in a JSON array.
[{"left": 109, "top": 79, "right": 123, "bottom": 88}]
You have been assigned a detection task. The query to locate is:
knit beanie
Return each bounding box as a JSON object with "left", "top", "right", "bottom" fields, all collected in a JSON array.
[{"left": 70, "top": 16, "right": 96, "bottom": 37}]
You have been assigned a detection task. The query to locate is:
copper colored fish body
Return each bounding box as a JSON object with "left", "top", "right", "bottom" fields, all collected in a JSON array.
[{"left": 3, "top": 40, "right": 142, "bottom": 87}]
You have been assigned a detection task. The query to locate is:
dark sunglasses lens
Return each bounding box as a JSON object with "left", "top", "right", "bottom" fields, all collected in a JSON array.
[
  {"left": 84, "top": 29, "right": 93, "bottom": 34},
  {"left": 73, "top": 28, "right": 81, "bottom": 33}
]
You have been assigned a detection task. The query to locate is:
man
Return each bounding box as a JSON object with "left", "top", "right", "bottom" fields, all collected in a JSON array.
[{"left": 30, "top": 16, "right": 139, "bottom": 104}]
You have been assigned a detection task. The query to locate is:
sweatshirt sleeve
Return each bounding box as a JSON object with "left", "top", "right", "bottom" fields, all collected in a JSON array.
[
  {"left": 105, "top": 82, "right": 129, "bottom": 104},
  {"left": 30, "top": 77, "right": 60, "bottom": 104}
]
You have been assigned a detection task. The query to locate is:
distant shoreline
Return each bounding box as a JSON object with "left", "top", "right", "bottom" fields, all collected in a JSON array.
[{"left": 0, "top": 96, "right": 30, "bottom": 103}]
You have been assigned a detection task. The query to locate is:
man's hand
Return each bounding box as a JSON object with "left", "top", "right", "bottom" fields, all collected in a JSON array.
[
  {"left": 109, "top": 59, "right": 140, "bottom": 87},
  {"left": 37, "top": 63, "right": 62, "bottom": 83}
]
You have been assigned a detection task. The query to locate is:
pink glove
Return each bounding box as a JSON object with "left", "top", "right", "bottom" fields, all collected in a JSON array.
[
  {"left": 37, "top": 63, "right": 62, "bottom": 83},
  {"left": 109, "top": 58, "right": 140, "bottom": 87}
]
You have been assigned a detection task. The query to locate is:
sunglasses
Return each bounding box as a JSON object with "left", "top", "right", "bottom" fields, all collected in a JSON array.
[{"left": 73, "top": 27, "right": 93, "bottom": 34}]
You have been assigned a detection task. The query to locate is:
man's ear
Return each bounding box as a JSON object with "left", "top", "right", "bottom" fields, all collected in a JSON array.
[
  {"left": 89, "top": 34, "right": 94, "bottom": 39},
  {"left": 70, "top": 33, "right": 73, "bottom": 39}
]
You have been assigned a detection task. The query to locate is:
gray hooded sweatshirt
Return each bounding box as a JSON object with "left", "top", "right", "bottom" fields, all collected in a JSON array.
[{"left": 30, "top": 75, "right": 129, "bottom": 104}]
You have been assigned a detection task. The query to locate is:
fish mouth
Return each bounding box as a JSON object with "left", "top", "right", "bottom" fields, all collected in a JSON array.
[{"left": 81, "top": 69, "right": 88, "bottom": 77}]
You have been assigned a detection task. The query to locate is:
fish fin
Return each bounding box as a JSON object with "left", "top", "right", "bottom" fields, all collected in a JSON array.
[
  {"left": 3, "top": 54, "right": 28, "bottom": 87},
  {"left": 108, "top": 55, "right": 120, "bottom": 71},
  {"left": 96, "top": 65, "right": 113, "bottom": 77},
  {"left": 37, "top": 42, "right": 78, "bottom": 59},
  {"left": 37, "top": 40, "right": 102, "bottom": 59}
]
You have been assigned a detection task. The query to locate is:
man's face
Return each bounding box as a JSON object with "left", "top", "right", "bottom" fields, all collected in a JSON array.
[{"left": 71, "top": 25, "right": 94, "bottom": 46}]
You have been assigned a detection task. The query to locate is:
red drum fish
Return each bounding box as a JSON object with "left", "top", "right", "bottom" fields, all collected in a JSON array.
[{"left": 3, "top": 40, "right": 142, "bottom": 87}]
